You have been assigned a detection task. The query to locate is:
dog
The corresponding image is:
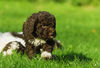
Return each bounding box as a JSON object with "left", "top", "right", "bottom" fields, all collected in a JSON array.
[
  {"left": 22, "top": 11, "right": 59, "bottom": 59},
  {"left": 0, "top": 11, "right": 62, "bottom": 59}
]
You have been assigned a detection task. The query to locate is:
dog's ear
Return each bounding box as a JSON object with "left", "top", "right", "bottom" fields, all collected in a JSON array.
[{"left": 23, "top": 13, "right": 38, "bottom": 40}]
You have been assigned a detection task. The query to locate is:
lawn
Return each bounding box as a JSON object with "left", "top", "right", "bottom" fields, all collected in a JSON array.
[{"left": 0, "top": 1, "right": 100, "bottom": 68}]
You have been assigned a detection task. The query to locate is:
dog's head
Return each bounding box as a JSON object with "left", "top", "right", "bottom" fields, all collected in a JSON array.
[{"left": 23, "top": 11, "right": 56, "bottom": 40}]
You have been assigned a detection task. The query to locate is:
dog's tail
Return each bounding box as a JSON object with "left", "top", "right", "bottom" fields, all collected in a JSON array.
[{"left": 11, "top": 32, "right": 24, "bottom": 40}]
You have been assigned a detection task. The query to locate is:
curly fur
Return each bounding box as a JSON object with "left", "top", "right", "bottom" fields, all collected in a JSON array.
[
  {"left": 22, "top": 11, "right": 57, "bottom": 59},
  {"left": 23, "top": 11, "right": 56, "bottom": 40}
]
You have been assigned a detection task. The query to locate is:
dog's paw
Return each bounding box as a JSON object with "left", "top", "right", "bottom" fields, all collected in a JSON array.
[
  {"left": 3, "top": 41, "right": 19, "bottom": 56},
  {"left": 3, "top": 50, "right": 12, "bottom": 56},
  {"left": 41, "top": 51, "right": 52, "bottom": 59}
]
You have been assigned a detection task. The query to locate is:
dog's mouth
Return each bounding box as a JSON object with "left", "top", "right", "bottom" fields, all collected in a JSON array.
[{"left": 48, "top": 31, "right": 56, "bottom": 39}]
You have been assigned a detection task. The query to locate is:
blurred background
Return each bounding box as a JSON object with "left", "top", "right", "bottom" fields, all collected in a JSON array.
[
  {"left": 0, "top": 0, "right": 100, "bottom": 67},
  {"left": 1, "top": 0, "right": 100, "bottom": 6},
  {"left": 0, "top": 0, "right": 100, "bottom": 32}
]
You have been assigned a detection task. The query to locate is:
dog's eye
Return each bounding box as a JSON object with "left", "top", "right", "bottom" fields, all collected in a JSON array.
[
  {"left": 42, "top": 25, "right": 47, "bottom": 28},
  {"left": 43, "top": 24, "right": 49, "bottom": 26}
]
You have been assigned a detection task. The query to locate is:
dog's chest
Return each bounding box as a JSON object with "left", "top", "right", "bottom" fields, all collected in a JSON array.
[{"left": 28, "top": 38, "right": 46, "bottom": 46}]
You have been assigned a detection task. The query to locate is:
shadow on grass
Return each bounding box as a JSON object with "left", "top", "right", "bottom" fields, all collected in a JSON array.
[{"left": 51, "top": 52, "right": 92, "bottom": 63}]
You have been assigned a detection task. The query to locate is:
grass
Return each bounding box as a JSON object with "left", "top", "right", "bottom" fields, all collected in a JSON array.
[{"left": 0, "top": 1, "right": 100, "bottom": 68}]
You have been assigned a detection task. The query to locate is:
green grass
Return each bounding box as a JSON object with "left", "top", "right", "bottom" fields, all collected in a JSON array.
[{"left": 0, "top": 1, "right": 100, "bottom": 68}]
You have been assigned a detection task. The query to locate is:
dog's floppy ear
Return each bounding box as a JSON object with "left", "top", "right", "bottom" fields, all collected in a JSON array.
[{"left": 23, "top": 13, "right": 38, "bottom": 40}]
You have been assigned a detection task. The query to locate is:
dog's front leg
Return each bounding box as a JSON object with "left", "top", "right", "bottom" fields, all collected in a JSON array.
[
  {"left": 25, "top": 43, "right": 35, "bottom": 59},
  {"left": 41, "top": 44, "right": 54, "bottom": 59}
]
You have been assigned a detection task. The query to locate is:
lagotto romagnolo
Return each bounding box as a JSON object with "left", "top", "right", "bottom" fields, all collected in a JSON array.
[{"left": 0, "top": 11, "right": 62, "bottom": 59}]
